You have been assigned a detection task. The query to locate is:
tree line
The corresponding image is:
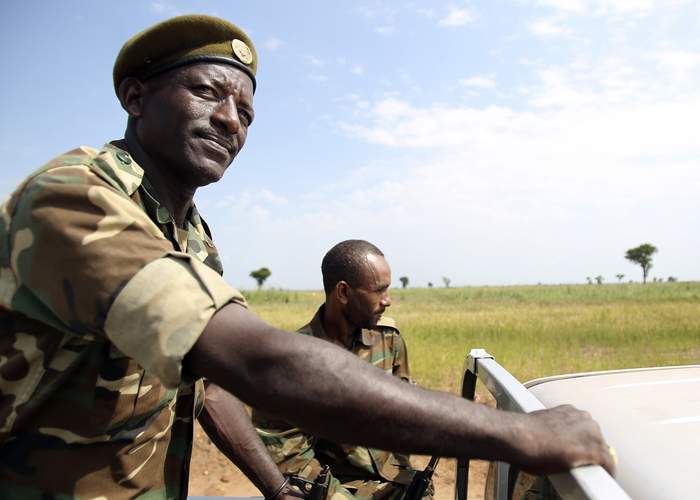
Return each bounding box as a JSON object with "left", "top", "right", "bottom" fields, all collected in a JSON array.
[{"left": 248, "top": 243, "right": 677, "bottom": 290}]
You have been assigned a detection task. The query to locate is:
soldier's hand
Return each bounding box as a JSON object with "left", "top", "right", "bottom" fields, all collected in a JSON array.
[
  {"left": 276, "top": 483, "right": 307, "bottom": 500},
  {"left": 519, "top": 404, "right": 615, "bottom": 476}
]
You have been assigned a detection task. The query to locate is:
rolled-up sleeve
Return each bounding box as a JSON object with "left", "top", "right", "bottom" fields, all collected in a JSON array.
[{"left": 104, "top": 253, "right": 246, "bottom": 387}]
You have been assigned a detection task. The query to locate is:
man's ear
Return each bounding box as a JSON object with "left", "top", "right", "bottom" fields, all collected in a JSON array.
[
  {"left": 336, "top": 281, "right": 351, "bottom": 305},
  {"left": 117, "top": 77, "right": 147, "bottom": 118}
]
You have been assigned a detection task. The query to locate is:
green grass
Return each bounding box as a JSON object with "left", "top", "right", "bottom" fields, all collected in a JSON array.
[{"left": 243, "top": 283, "right": 700, "bottom": 393}]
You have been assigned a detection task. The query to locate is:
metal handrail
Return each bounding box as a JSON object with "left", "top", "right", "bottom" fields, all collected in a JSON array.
[{"left": 455, "top": 349, "right": 631, "bottom": 500}]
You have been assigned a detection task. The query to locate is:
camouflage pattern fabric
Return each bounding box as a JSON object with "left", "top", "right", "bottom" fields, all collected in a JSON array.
[
  {"left": 253, "top": 306, "right": 431, "bottom": 500},
  {"left": 0, "top": 144, "right": 246, "bottom": 499},
  {"left": 511, "top": 473, "right": 562, "bottom": 500},
  {"left": 484, "top": 465, "right": 562, "bottom": 500}
]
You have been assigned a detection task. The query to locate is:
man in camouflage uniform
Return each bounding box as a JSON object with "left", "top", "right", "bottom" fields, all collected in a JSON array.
[
  {"left": 0, "top": 15, "right": 291, "bottom": 499},
  {"left": 0, "top": 11, "right": 616, "bottom": 500},
  {"left": 254, "top": 241, "right": 431, "bottom": 500}
]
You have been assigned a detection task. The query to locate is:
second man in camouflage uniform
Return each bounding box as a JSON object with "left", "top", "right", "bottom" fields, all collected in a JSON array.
[{"left": 254, "top": 240, "right": 432, "bottom": 500}]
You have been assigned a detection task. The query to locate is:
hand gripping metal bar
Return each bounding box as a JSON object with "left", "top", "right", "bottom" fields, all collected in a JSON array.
[{"left": 455, "top": 348, "right": 631, "bottom": 500}]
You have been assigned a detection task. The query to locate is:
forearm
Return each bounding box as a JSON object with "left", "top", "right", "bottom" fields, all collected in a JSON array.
[
  {"left": 198, "top": 382, "right": 286, "bottom": 496},
  {"left": 186, "top": 304, "right": 532, "bottom": 463}
]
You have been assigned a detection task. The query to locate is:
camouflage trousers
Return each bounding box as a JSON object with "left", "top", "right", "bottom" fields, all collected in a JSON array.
[{"left": 288, "top": 467, "right": 434, "bottom": 500}]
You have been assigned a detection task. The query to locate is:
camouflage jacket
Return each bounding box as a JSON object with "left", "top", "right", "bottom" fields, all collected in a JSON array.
[
  {"left": 0, "top": 144, "right": 245, "bottom": 499},
  {"left": 252, "top": 306, "right": 416, "bottom": 487}
]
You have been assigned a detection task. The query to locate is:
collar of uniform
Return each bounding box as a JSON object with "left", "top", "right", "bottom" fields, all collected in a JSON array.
[
  {"left": 139, "top": 176, "right": 177, "bottom": 225},
  {"left": 137, "top": 177, "right": 218, "bottom": 266},
  {"left": 307, "top": 305, "right": 375, "bottom": 348},
  {"left": 139, "top": 175, "right": 201, "bottom": 231},
  {"left": 358, "top": 328, "right": 375, "bottom": 347},
  {"left": 188, "top": 204, "right": 210, "bottom": 242},
  {"left": 306, "top": 305, "right": 328, "bottom": 339},
  {"left": 97, "top": 143, "right": 145, "bottom": 196}
]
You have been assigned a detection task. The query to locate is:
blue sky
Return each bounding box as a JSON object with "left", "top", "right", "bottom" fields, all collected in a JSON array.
[{"left": 1, "top": 0, "right": 699, "bottom": 290}]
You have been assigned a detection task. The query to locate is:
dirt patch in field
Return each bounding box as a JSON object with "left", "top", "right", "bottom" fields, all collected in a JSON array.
[{"left": 189, "top": 422, "right": 489, "bottom": 499}]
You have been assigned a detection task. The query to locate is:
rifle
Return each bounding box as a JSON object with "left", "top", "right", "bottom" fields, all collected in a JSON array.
[
  {"left": 288, "top": 465, "right": 331, "bottom": 500},
  {"left": 403, "top": 456, "right": 439, "bottom": 500}
]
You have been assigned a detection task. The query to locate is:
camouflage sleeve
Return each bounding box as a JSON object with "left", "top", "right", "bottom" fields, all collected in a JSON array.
[
  {"left": 104, "top": 253, "right": 244, "bottom": 387},
  {"left": 392, "top": 334, "right": 412, "bottom": 383},
  {"left": 252, "top": 409, "right": 318, "bottom": 477},
  {"left": 6, "top": 164, "right": 244, "bottom": 387}
]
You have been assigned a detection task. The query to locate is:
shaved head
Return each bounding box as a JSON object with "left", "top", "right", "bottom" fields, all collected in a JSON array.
[{"left": 321, "top": 240, "right": 385, "bottom": 295}]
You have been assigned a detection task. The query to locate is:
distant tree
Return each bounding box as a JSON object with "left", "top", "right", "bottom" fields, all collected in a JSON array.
[
  {"left": 625, "top": 243, "right": 658, "bottom": 284},
  {"left": 595, "top": 275, "right": 604, "bottom": 285},
  {"left": 427, "top": 282, "right": 433, "bottom": 288},
  {"left": 442, "top": 276, "right": 451, "bottom": 288},
  {"left": 250, "top": 267, "right": 271, "bottom": 289},
  {"left": 586, "top": 276, "right": 593, "bottom": 285},
  {"left": 668, "top": 276, "right": 678, "bottom": 282},
  {"left": 399, "top": 276, "right": 409, "bottom": 289},
  {"left": 615, "top": 273, "right": 625, "bottom": 282}
]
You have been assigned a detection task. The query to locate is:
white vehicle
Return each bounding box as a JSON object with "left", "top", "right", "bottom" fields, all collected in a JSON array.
[{"left": 457, "top": 349, "right": 700, "bottom": 500}]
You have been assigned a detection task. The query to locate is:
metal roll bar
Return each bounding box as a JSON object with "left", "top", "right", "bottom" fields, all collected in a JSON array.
[{"left": 455, "top": 349, "right": 631, "bottom": 500}]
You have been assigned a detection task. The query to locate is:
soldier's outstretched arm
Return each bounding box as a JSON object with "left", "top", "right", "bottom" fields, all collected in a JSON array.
[{"left": 184, "top": 302, "right": 615, "bottom": 476}]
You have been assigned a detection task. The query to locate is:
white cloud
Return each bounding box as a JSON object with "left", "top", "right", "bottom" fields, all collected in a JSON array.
[
  {"left": 414, "top": 7, "right": 437, "bottom": 19},
  {"left": 438, "top": 7, "right": 475, "bottom": 26},
  {"left": 527, "top": 17, "right": 572, "bottom": 37},
  {"left": 343, "top": 93, "right": 700, "bottom": 161},
  {"left": 535, "top": 0, "right": 672, "bottom": 16},
  {"left": 309, "top": 73, "right": 329, "bottom": 82},
  {"left": 264, "top": 38, "right": 283, "bottom": 51},
  {"left": 343, "top": 49, "right": 699, "bottom": 149},
  {"left": 536, "top": 0, "right": 587, "bottom": 13},
  {"left": 340, "top": 93, "right": 370, "bottom": 112},
  {"left": 609, "top": 0, "right": 655, "bottom": 13},
  {"left": 355, "top": 3, "right": 402, "bottom": 35},
  {"left": 259, "top": 190, "right": 288, "bottom": 205},
  {"left": 651, "top": 50, "right": 700, "bottom": 82},
  {"left": 356, "top": 4, "right": 389, "bottom": 20},
  {"left": 460, "top": 74, "right": 497, "bottom": 88},
  {"left": 351, "top": 64, "right": 366, "bottom": 75},
  {"left": 305, "top": 55, "right": 324, "bottom": 67},
  {"left": 150, "top": 0, "right": 182, "bottom": 16},
  {"left": 375, "top": 25, "right": 396, "bottom": 35},
  {"left": 358, "top": 3, "right": 475, "bottom": 35},
  {"left": 212, "top": 189, "right": 287, "bottom": 215}
]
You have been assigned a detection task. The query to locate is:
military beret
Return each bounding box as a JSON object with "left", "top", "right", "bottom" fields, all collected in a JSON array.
[{"left": 113, "top": 14, "right": 257, "bottom": 95}]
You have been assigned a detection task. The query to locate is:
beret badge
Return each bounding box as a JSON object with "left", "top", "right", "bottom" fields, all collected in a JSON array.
[{"left": 232, "top": 39, "right": 253, "bottom": 65}]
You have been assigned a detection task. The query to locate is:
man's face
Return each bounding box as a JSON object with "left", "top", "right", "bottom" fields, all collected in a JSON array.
[
  {"left": 345, "top": 254, "right": 392, "bottom": 330},
  {"left": 135, "top": 63, "right": 255, "bottom": 187}
]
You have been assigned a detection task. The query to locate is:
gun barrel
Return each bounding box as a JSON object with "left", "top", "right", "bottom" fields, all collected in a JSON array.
[{"left": 404, "top": 456, "right": 440, "bottom": 500}]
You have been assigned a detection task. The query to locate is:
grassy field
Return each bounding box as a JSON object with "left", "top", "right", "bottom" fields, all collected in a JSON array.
[
  {"left": 243, "top": 282, "right": 700, "bottom": 394},
  {"left": 192, "top": 282, "right": 699, "bottom": 499}
]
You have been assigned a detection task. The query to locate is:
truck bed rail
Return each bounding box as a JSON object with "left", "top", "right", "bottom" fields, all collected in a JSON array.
[{"left": 455, "top": 349, "right": 631, "bottom": 500}]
